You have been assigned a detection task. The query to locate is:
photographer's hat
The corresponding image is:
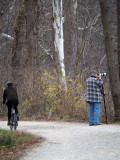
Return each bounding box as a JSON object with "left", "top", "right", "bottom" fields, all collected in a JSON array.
[{"left": 91, "top": 70, "right": 99, "bottom": 75}]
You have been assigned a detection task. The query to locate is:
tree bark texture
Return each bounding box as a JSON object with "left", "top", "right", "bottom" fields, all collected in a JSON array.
[
  {"left": 52, "top": 0, "right": 66, "bottom": 82},
  {"left": 63, "top": 0, "right": 78, "bottom": 78},
  {"left": 100, "top": 0, "right": 120, "bottom": 120},
  {"left": 117, "top": 0, "right": 120, "bottom": 80},
  {"left": 11, "top": 0, "right": 26, "bottom": 99},
  {"left": 24, "top": 0, "right": 38, "bottom": 94},
  {"left": 11, "top": 0, "right": 38, "bottom": 99}
]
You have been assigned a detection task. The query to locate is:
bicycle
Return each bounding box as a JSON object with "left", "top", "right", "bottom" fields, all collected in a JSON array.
[{"left": 10, "top": 105, "right": 18, "bottom": 130}]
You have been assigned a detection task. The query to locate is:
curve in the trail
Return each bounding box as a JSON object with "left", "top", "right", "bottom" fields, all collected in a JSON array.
[{"left": 0, "top": 121, "right": 120, "bottom": 160}]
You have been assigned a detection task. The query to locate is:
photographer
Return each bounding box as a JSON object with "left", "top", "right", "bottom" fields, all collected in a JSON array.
[{"left": 87, "top": 70, "right": 103, "bottom": 126}]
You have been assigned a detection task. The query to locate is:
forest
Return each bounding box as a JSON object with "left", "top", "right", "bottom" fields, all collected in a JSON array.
[{"left": 0, "top": 0, "right": 120, "bottom": 122}]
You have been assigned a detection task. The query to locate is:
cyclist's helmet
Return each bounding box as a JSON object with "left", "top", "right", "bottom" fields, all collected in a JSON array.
[{"left": 7, "top": 81, "right": 13, "bottom": 86}]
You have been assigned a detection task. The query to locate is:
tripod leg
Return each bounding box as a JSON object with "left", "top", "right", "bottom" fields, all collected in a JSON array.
[{"left": 103, "top": 96, "right": 108, "bottom": 124}]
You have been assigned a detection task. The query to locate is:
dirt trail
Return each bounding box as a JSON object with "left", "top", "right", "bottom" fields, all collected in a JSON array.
[{"left": 0, "top": 121, "right": 120, "bottom": 160}]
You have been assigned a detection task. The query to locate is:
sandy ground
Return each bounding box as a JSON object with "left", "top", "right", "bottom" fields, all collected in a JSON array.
[{"left": 0, "top": 121, "right": 120, "bottom": 160}]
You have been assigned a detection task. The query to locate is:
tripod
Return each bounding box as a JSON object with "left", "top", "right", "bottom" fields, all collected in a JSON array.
[{"left": 101, "top": 86, "right": 108, "bottom": 124}]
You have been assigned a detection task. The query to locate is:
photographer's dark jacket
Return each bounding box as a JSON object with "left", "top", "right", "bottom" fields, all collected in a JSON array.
[
  {"left": 3, "top": 86, "right": 18, "bottom": 104},
  {"left": 87, "top": 76, "right": 103, "bottom": 103}
]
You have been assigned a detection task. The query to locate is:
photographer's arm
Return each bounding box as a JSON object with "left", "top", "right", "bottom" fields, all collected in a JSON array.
[{"left": 96, "top": 78, "right": 104, "bottom": 87}]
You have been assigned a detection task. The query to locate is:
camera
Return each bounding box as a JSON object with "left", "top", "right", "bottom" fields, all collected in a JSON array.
[{"left": 99, "top": 73, "right": 107, "bottom": 76}]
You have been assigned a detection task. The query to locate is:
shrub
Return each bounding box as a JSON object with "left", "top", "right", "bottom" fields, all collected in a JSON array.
[{"left": 20, "top": 70, "right": 88, "bottom": 121}]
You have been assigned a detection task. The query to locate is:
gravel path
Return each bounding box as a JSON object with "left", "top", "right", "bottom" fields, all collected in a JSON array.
[{"left": 0, "top": 121, "right": 120, "bottom": 160}]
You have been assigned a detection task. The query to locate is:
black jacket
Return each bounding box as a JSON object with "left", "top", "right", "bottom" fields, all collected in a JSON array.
[{"left": 3, "top": 86, "right": 18, "bottom": 103}]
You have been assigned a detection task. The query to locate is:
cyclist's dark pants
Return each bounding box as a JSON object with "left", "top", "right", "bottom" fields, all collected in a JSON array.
[{"left": 6, "top": 99, "right": 18, "bottom": 122}]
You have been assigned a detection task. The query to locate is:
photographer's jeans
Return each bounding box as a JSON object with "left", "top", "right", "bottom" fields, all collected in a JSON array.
[{"left": 89, "top": 102, "right": 101, "bottom": 125}]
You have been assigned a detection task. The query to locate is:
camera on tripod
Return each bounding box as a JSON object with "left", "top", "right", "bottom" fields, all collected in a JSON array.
[{"left": 99, "top": 73, "right": 107, "bottom": 77}]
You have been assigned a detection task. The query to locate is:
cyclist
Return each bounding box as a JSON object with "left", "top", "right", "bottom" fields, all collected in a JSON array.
[{"left": 3, "top": 81, "right": 19, "bottom": 125}]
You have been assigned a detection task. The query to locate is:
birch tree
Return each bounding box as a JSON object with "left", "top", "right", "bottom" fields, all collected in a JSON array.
[
  {"left": 52, "top": 0, "right": 66, "bottom": 82},
  {"left": 100, "top": 0, "right": 120, "bottom": 121}
]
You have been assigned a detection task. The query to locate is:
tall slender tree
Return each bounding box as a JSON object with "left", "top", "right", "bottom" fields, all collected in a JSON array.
[
  {"left": 63, "top": 0, "right": 78, "bottom": 78},
  {"left": 117, "top": 0, "right": 120, "bottom": 79},
  {"left": 11, "top": 0, "right": 38, "bottom": 99},
  {"left": 11, "top": 0, "right": 25, "bottom": 99},
  {"left": 24, "top": 0, "right": 38, "bottom": 93},
  {"left": 52, "top": 0, "right": 66, "bottom": 83},
  {"left": 100, "top": 0, "right": 120, "bottom": 120}
]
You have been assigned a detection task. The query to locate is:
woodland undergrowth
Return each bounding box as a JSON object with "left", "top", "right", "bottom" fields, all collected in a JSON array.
[{"left": 19, "top": 70, "right": 114, "bottom": 122}]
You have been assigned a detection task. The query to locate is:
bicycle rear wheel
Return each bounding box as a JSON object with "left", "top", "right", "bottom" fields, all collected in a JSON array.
[
  {"left": 10, "top": 115, "right": 14, "bottom": 130},
  {"left": 10, "top": 124, "right": 13, "bottom": 130}
]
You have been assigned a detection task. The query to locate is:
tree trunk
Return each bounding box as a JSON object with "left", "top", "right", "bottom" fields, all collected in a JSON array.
[
  {"left": 117, "top": 0, "right": 120, "bottom": 80},
  {"left": 24, "top": 0, "right": 38, "bottom": 93},
  {"left": 11, "top": 0, "right": 38, "bottom": 99},
  {"left": 11, "top": 0, "right": 25, "bottom": 100},
  {"left": 52, "top": 0, "right": 66, "bottom": 83},
  {"left": 100, "top": 0, "right": 120, "bottom": 121},
  {"left": 63, "top": 0, "right": 78, "bottom": 78}
]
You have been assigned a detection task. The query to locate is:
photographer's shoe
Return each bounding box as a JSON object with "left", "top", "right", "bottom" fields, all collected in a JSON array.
[
  {"left": 95, "top": 123, "right": 103, "bottom": 125},
  {"left": 89, "top": 124, "right": 94, "bottom": 126}
]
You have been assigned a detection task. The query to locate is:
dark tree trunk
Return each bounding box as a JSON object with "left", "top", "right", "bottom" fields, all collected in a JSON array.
[
  {"left": 100, "top": 0, "right": 120, "bottom": 121},
  {"left": 11, "top": 0, "right": 25, "bottom": 99},
  {"left": 63, "top": 0, "right": 78, "bottom": 78},
  {"left": 24, "top": 0, "right": 38, "bottom": 93},
  {"left": 11, "top": 0, "right": 38, "bottom": 99},
  {"left": 117, "top": 0, "right": 120, "bottom": 80}
]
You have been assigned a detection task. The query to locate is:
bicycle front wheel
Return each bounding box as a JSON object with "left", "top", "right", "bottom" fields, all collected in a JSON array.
[{"left": 13, "top": 114, "right": 17, "bottom": 130}]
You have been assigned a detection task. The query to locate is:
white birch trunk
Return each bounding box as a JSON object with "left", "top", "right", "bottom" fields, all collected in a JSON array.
[{"left": 52, "top": 0, "right": 66, "bottom": 82}]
